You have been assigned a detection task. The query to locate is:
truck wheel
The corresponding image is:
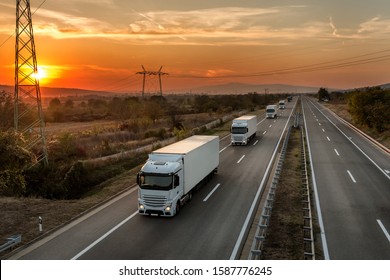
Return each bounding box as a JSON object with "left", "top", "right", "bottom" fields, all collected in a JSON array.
[{"left": 176, "top": 202, "right": 180, "bottom": 215}]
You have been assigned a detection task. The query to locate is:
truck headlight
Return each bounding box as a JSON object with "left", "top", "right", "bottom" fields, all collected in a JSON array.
[
  {"left": 139, "top": 204, "right": 145, "bottom": 210},
  {"left": 165, "top": 204, "right": 172, "bottom": 212}
]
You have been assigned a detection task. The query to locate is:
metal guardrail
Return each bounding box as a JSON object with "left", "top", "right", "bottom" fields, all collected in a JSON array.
[
  {"left": 0, "top": 235, "right": 22, "bottom": 253},
  {"left": 293, "top": 112, "right": 301, "bottom": 128},
  {"left": 248, "top": 125, "right": 292, "bottom": 260},
  {"left": 301, "top": 128, "right": 315, "bottom": 259}
]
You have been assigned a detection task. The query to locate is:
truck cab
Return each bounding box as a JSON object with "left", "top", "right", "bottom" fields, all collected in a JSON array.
[
  {"left": 137, "top": 155, "right": 184, "bottom": 216},
  {"left": 279, "top": 100, "right": 286, "bottom": 109}
]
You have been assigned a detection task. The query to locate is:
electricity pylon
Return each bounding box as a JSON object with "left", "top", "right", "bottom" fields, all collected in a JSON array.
[
  {"left": 136, "top": 65, "right": 168, "bottom": 97},
  {"left": 14, "top": 0, "right": 48, "bottom": 165}
]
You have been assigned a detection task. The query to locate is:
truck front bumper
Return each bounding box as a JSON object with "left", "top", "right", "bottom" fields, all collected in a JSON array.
[{"left": 138, "top": 203, "right": 174, "bottom": 217}]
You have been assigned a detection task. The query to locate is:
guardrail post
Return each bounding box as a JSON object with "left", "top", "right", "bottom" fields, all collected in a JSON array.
[{"left": 39, "top": 216, "right": 43, "bottom": 232}]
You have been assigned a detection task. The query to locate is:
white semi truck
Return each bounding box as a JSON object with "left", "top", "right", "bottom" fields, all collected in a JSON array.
[
  {"left": 137, "top": 135, "right": 219, "bottom": 216},
  {"left": 266, "top": 105, "right": 277, "bottom": 119},
  {"left": 230, "top": 115, "right": 257, "bottom": 145},
  {"left": 279, "top": 100, "right": 286, "bottom": 109}
]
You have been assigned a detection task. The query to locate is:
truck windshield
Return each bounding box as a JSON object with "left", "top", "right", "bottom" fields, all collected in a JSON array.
[
  {"left": 266, "top": 109, "right": 275, "bottom": 113},
  {"left": 231, "top": 127, "right": 248, "bottom": 134},
  {"left": 139, "top": 173, "right": 173, "bottom": 190}
]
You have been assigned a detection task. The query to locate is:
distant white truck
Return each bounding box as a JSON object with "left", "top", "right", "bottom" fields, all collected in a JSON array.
[
  {"left": 266, "top": 105, "right": 277, "bottom": 119},
  {"left": 279, "top": 100, "right": 286, "bottom": 109},
  {"left": 137, "top": 135, "right": 219, "bottom": 216},
  {"left": 231, "top": 115, "right": 257, "bottom": 145}
]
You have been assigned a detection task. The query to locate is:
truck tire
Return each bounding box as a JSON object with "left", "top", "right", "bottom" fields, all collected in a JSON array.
[{"left": 176, "top": 202, "right": 180, "bottom": 215}]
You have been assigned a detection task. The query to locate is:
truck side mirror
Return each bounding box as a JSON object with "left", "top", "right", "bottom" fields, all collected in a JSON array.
[
  {"left": 174, "top": 175, "right": 180, "bottom": 187},
  {"left": 136, "top": 173, "right": 141, "bottom": 186}
]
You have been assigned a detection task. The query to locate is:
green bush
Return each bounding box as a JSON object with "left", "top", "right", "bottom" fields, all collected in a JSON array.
[{"left": 0, "top": 170, "right": 26, "bottom": 197}]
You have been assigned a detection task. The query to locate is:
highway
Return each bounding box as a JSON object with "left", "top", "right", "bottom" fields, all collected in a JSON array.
[
  {"left": 11, "top": 99, "right": 297, "bottom": 260},
  {"left": 302, "top": 97, "right": 390, "bottom": 259},
  {"left": 10, "top": 96, "right": 390, "bottom": 260}
]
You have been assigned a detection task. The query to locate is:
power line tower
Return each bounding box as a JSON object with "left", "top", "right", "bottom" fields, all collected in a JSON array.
[
  {"left": 136, "top": 65, "right": 168, "bottom": 97},
  {"left": 14, "top": 0, "right": 48, "bottom": 166}
]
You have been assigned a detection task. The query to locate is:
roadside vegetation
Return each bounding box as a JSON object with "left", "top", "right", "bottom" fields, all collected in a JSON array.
[{"left": 318, "top": 87, "right": 390, "bottom": 148}]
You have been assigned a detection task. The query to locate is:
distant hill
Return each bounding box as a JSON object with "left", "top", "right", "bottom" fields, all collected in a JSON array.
[
  {"left": 186, "top": 82, "right": 323, "bottom": 94},
  {"left": 3, "top": 82, "right": 386, "bottom": 98},
  {"left": 0, "top": 85, "right": 120, "bottom": 98},
  {"left": 379, "top": 83, "right": 390, "bottom": 89}
]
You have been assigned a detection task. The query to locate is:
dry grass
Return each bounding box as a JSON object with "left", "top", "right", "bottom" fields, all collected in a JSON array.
[
  {"left": 0, "top": 166, "right": 139, "bottom": 259},
  {"left": 261, "top": 127, "right": 305, "bottom": 259}
]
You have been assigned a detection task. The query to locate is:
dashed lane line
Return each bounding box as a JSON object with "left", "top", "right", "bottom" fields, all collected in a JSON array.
[
  {"left": 347, "top": 170, "right": 357, "bottom": 183},
  {"left": 237, "top": 155, "right": 246, "bottom": 164}
]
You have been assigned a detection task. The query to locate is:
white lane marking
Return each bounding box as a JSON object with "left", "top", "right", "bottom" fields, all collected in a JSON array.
[
  {"left": 309, "top": 100, "right": 390, "bottom": 181},
  {"left": 274, "top": 120, "right": 276, "bottom": 123},
  {"left": 322, "top": 128, "right": 325, "bottom": 132},
  {"left": 347, "top": 170, "right": 357, "bottom": 183},
  {"left": 385, "top": 170, "right": 390, "bottom": 174},
  {"left": 263, "top": 131, "right": 267, "bottom": 135},
  {"left": 253, "top": 140, "right": 259, "bottom": 146},
  {"left": 327, "top": 136, "right": 331, "bottom": 141},
  {"left": 302, "top": 98, "right": 330, "bottom": 260},
  {"left": 334, "top": 149, "right": 340, "bottom": 156},
  {"left": 230, "top": 97, "right": 298, "bottom": 260},
  {"left": 319, "top": 123, "right": 322, "bottom": 126},
  {"left": 220, "top": 134, "right": 230, "bottom": 141},
  {"left": 269, "top": 124, "right": 272, "bottom": 128},
  {"left": 219, "top": 144, "right": 230, "bottom": 153},
  {"left": 72, "top": 211, "right": 138, "bottom": 259},
  {"left": 203, "top": 183, "right": 221, "bottom": 202},
  {"left": 237, "top": 155, "right": 246, "bottom": 164},
  {"left": 377, "top": 219, "right": 390, "bottom": 243},
  {"left": 316, "top": 119, "right": 319, "bottom": 122},
  {"left": 257, "top": 117, "right": 266, "bottom": 126}
]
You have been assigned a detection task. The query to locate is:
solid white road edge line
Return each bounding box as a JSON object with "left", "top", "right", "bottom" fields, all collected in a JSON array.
[
  {"left": 203, "top": 183, "right": 221, "bottom": 202},
  {"left": 72, "top": 211, "right": 138, "bottom": 260},
  {"left": 302, "top": 98, "right": 330, "bottom": 260},
  {"left": 377, "top": 219, "right": 390, "bottom": 243}
]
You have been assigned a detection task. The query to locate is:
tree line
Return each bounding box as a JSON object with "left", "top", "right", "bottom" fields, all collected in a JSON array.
[{"left": 321, "top": 87, "right": 390, "bottom": 133}]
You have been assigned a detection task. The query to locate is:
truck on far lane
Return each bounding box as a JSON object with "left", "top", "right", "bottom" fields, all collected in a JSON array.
[{"left": 137, "top": 135, "right": 219, "bottom": 216}]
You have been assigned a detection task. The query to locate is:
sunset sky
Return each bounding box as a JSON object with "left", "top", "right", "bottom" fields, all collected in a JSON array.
[{"left": 1, "top": 0, "right": 390, "bottom": 93}]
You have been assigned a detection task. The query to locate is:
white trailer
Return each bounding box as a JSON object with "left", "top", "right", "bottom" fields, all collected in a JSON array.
[
  {"left": 231, "top": 115, "right": 257, "bottom": 145},
  {"left": 137, "top": 135, "right": 219, "bottom": 216},
  {"left": 266, "top": 105, "right": 277, "bottom": 119}
]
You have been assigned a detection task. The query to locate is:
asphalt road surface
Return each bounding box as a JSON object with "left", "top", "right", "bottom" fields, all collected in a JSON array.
[{"left": 302, "top": 97, "right": 390, "bottom": 260}]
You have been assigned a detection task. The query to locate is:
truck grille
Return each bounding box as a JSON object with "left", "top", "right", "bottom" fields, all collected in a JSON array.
[
  {"left": 142, "top": 195, "right": 167, "bottom": 207},
  {"left": 233, "top": 136, "right": 244, "bottom": 142}
]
